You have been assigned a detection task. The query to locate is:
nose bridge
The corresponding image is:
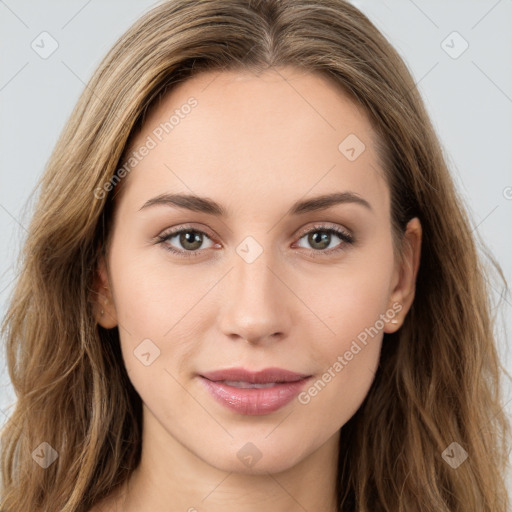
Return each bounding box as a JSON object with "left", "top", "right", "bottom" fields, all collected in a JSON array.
[
  {"left": 218, "top": 239, "right": 291, "bottom": 343},
  {"left": 233, "top": 249, "right": 274, "bottom": 301}
]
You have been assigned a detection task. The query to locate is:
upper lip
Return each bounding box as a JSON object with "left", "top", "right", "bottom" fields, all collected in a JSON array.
[{"left": 200, "top": 367, "right": 311, "bottom": 384}]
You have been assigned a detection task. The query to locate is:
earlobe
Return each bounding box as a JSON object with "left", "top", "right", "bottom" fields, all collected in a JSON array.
[
  {"left": 384, "top": 217, "right": 422, "bottom": 333},
  {"left": 93, "top": 249, "right": 118, "bottom": 329}
]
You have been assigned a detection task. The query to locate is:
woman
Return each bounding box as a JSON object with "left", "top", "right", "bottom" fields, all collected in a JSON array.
[{"left": 1, "top": 0, "right": 510, "bottom": 510}]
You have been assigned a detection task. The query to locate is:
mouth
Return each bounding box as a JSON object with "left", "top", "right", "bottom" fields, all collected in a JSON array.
[
  {"left": 198, "top": 367, "right": 312, "bottom": 415},
  {"left": 215, "top": 380, "right": 286, "bottom": 389},
  {"left": 200, "top": 366, "right": 311, "bottom": 384}
]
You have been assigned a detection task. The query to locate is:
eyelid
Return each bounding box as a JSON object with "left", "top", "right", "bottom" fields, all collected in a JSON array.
[
  {"left": 157, "top": 223, "right": 218, "bottom": 242},
  {"left": 157, "top": 222, "right": 352, "bottom": 242},
  {"left": 294, "top": 222, "right": 351, "bottom": 240}
]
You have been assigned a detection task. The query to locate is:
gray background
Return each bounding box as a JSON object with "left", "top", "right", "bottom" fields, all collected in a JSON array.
[{"left": 1, "top": 0, "right": 511, "bottom": 496}]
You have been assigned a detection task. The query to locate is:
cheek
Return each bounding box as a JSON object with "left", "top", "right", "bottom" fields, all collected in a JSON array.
[
  {"left": 107, "top": 243, "right": 215, "bottom": 389},
  {"left": 109, "top": 240, "right": 198, "bottom": 335},
  {"left": 296, "top": 239, "right": 394, "bottom": 421},
  {"left": 298, "top": 336, "right": 381, "bottom": 438},
  {"left": 297, "top": 283, "right": 387, "bottom": 435},
  {"left": 315, "top": 236, "right": 395, "bottom": 342},
  {"left": 108, "top": 253, "right": 198, "bottom": 415}
]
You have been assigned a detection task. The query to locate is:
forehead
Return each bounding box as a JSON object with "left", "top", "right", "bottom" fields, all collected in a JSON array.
[{"left": 119, "top": 66, "right": 388, "bottom": 216}]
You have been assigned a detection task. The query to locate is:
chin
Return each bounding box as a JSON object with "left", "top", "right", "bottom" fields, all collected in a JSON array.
[{"left": 200, "top": 438, "right": 309, "bottom": 476}]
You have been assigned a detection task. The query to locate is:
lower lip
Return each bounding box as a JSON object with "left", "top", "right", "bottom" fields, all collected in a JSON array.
[{"left": 200, "top": 376, "right": 311, "bottom": 415}]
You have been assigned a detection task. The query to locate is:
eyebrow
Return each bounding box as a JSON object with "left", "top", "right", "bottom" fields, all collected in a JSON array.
[{"left": 138, "top": 191, "right": 373, "bottom": 216}]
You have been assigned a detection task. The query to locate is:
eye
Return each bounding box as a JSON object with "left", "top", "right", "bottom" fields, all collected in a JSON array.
[
  {"left": 155, "top": 223, "right": 354, "bottom": 258},
  {"left": 156, "top": 225, "right": 217, "bottom": 258},
  {"left": 294, "top": 224, "right": 354, "bottom": 257}
]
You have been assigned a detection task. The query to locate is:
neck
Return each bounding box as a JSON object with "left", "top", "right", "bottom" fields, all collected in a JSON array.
[{"left": 116, "top": 407, "right": 340, "bottom": 512}]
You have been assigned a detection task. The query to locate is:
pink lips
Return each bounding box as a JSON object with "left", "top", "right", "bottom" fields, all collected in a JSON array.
[{"left": 199, "top": 367, "right": 312, "bottom": 415}]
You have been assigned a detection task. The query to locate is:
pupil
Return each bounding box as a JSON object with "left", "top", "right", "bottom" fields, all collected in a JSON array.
[
  {"left": 181, "top": 231, "right": 202, "bottom": 250},
  {"left": 309, "top": 231, "right": 330, "bottom": 250}
]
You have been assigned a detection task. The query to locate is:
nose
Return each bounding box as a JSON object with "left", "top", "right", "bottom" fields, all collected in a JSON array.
[{"left": 217, "top": 248, "right": 293, "bottom": 345}]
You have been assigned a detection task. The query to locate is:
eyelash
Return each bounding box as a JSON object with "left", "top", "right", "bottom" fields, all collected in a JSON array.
[{"left": 154, "top": 223, "right": 355, "bottom": 259}]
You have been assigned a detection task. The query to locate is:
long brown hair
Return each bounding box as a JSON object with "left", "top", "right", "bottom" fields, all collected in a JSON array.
[{"left": 1, "top": 1, "right": 510, "bottom": 510}]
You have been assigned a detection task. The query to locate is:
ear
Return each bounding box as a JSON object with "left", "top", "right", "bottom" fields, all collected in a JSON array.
[
  {"left": 92, "top": 247, "right": 118, "bottom": 329},
  {"left": 384, "top": 217, "right": 422, "bottom": 333}
]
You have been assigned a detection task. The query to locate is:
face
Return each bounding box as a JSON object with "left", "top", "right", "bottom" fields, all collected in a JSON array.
[{"left": 95, "top": 66, "right": 421, "bottom": 475}]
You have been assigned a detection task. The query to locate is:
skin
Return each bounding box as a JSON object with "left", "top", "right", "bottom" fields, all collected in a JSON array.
[{"left": 91, "top": 66, "right": 421, "bottom": 512}]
